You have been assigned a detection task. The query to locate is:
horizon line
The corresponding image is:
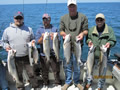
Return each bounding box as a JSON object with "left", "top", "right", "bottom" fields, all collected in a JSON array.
[{"left": 0, "top": 2, "right": 120, "bottom": 5}]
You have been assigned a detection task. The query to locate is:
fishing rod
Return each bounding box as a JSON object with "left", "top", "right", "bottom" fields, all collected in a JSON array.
[
  {"left": 45, "top": 0, "right": 48, "bottom": 13},
  {"left": 23, "top": 0, "right": 24, "bottom": 14}
]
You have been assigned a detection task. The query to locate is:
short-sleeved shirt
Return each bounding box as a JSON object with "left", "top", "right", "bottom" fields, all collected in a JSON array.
[{"left": 35, "top": 24, "right": 58, "bottom": 56}]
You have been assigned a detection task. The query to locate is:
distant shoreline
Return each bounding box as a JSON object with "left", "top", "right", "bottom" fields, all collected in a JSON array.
[{"left": 0, "top": 2, "right": 120, "bottom": 5}]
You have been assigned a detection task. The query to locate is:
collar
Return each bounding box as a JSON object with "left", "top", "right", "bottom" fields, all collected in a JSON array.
[
  {"left": 70, "top": 12, "right": 78, "bottom": 20},
  {"left": 92, "top": 24, "right": 109, "bottom": 35},
  {"left": 40, "top": 24, "right": 53, "bottom": 29}
]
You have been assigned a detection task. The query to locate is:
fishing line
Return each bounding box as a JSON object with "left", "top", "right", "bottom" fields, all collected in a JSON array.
[
  {"left": 22, "top": 0, "right": 25, "bottom": 23},
  {"left": 23, "top": 0, "right": 24, "bottom": 14},
  {"left": 45, "top": 0, "right": 48, "bottom": 13}
]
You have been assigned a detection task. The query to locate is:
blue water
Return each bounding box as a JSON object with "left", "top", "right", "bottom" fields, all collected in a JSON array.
[{"left": 0, "top": 3, "right": 120, "bottom": 61}]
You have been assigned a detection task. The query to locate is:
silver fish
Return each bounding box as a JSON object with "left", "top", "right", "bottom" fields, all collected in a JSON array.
[
  {"left": 86, "top": 45, "right": 96, "bottom": 77},
  {"left": 63, "top": 34, "right": 71, "bottom": 64},
  {"left": 99, "top": 45, "right": 107, "bottom": 66},
  {"left": 33, "top": 44, "right": 39, "bottom": 64},
  {"left": 100, "top": 45, "right": 107, "bottom": 53},
  {"left": 74, "top": 37, "right": 83, "bottom": 66},
  {"left": 53, "top": 33, "right": 59, "bottom": 62},
  {"left": 28, "top": 41, "right": 39, "bottom": 66},
  {"left": 83, "top": 63, "right": 87, "bottom": 83},
  {"left": 43, "top": 32, "right": 50, "bottom": 61},
  {"left": 7, "top": 49, "right": 22, "bottom": 85},
  {"left": 28, "top": 43, "right": 34, "bottom": 66},
  {"left": 98, "top": 45, "right": 108, "bottom": 64}
]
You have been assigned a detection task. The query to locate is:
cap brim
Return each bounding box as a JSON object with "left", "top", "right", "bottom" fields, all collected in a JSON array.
[
  {"left": 96, "top": 17, "right": 104, "bottom": 19},
  {"left": 14, "top": 15, "right": 23, "bottom": 18}
]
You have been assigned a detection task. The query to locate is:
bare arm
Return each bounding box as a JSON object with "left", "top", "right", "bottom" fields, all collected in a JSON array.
[{"left": 37, "top": 33, "right": 44, "bottom": 44}]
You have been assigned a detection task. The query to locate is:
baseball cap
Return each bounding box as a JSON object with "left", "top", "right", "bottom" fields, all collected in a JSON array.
[
  {"left": 95, "top": 13, "right": 105, "bottom": 19},
  {"left": 14, "top": 11, "right": 24, "bottom": 18},
  {"left": 42, "top": 13, "right": 51, "bottom": 19},
  {"left": 67, "top": 0, "right": 77, "bottom": 6}
]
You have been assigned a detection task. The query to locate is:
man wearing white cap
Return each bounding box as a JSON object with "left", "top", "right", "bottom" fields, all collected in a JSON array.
[
  {"left": 60, "top": 0, "right": 88, "bottom": 90},
  {"left": 85, "top": 13, "right": 116, "bottom": 90}
]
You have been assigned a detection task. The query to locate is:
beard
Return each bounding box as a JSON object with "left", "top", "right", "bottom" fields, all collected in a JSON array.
[{"left": 16, "top": 22, "right": 24, "bottom": 27}]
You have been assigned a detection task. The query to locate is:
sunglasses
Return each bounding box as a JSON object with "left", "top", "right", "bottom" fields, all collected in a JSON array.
[
  {"left": 43, "top": 18, "right": 50, "bottom": 22},
  {"left": 15, "top": 16, "right": 23, "bottom": 20},
  {"left": 96, "top": 18, "right": 104, "bottom": 22}
]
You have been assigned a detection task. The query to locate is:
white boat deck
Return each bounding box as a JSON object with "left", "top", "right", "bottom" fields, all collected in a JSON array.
[
  {"left": 7, "top": 62, "right": 119, "bottom": 90},
  {"left": 8, "top": 83, "right": 115, "bottom": 90}
]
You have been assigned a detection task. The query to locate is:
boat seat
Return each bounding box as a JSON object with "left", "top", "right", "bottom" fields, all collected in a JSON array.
[{"left": 114, "top": 53, "right": 120, "bottom": 61}]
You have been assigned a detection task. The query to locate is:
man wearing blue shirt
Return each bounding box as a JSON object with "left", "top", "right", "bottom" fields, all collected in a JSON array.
[{"left": 36, "top": 13, "right": 61, "bottom": 90}]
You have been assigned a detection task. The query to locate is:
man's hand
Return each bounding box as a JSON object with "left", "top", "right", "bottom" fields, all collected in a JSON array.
[
  {"left": 77, "top": 32, "right": 84, "bottom": 41},
  {"left": 62, "top": 33, "right": 66, "bottom": 39},
  {"left": 60, "top": 31, "right": 66, "bottom": 39},
  {"left": 38, "top": 33, "right": 44, "bottom": 44},
  {"left": 6, "top": 46, "right": 11, "bottom": 51},
  {"left": 42, "top": 33, "right": 45, "bottom": 39},
  {"left": 105, "top": 42, "right": 110, "bottom": 48},
  {"left": 31, "top": 40, "right": 35, "bottom": 46},
  {"left": 50, "top": 33, "right": 54, "bottom": 40},
  {"left": 88, "top": 41, "right": 93, "bottom": 47}
]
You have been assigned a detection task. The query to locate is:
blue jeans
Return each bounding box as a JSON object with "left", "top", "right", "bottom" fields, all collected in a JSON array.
[
  {"left": 63, "top": 53, "right": 81, "bottom": 85},
  {"left": 0, "top": 63, "right": 8, "bottom": 90}
]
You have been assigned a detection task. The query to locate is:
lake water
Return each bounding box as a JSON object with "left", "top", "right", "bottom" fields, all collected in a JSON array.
[{"left": 0, "top": 3, "right": 120, "bottom": 61}]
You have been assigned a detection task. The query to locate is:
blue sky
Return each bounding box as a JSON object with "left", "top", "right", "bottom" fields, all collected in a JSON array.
[{"left": 0, "top": 0, "right": 120, "bottom": 4}]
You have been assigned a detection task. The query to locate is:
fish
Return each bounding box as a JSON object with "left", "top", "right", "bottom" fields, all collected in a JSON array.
[
  {"left": 99, "top": 45, "right": 107, "bottom": 68},
  {"left": 100, "top": 45, "right": 107, "bottom": 53},
  {"left": 74, "top": 37, "right": 83, "bottom": 66},
  {"left": 32, "top": 43, "right": 39, "bottom": 64},
  {"left": 7, "top": 49, "right": 22, "bottom": 85},
  {"left": 63, "top": 34, "right": 71, "bottom": 64},
  {"left": 99, "top": 45, "right": 108, "bottom": 63},
  {"left": 53, "top": 33, "right": 59, "bottom": 62},
  {"left": 83, "top": 46, "right": 96, "bottom": 82},
  {"left": 28, "top": 43, "right": 34, "bottom": 66},
  {"left": 83, "top": 63, "right": 87, "bottom": 83},
  {"left": 43, "top": 32, "right": 50, "bottom": 62},
  {"left": 86, "top": 45, "right": 96, "bottom": 77},
  {"left": 28, "top": 40, "right": 39, "bottom": 66}
]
